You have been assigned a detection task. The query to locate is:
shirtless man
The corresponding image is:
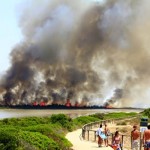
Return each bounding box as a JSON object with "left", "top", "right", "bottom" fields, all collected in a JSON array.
[
  {"left": 143, "top": 125, "right": 150, "bottom": 150},
  {"left": 131, "top": 125, "right": 140, "bottom": 150}
]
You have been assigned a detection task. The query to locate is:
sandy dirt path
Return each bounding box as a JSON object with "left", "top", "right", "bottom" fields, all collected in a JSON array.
[{"left": 66, "top": 129, "right": 113, "bottom": 150}]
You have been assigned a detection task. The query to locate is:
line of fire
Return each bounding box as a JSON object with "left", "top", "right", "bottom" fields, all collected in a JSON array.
[{"left": 0, "top": 89, "right": 113, "bottom": 109}]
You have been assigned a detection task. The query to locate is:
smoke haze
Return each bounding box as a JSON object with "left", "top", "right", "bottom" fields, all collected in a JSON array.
[{"left": 0, "top": 0, "right": 150, "bottom": 108}]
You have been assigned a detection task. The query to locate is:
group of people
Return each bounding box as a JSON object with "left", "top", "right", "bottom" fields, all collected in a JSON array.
[
  {"left": 96, "top": 124, "right": 110, "bottom": 147},
  {"left": 96, "top": 124, "right": 150, "bottom": 150},
  {"left": 131, "top": 124, "right": 150, "bottom": 150},
  {"left": 96, "top": 124, "right": 122, "bottom": 149}
]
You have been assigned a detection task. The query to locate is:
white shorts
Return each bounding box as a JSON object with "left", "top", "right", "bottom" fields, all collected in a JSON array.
[{"left": 132, "top": 140, "right": 139, "bottom": 150}]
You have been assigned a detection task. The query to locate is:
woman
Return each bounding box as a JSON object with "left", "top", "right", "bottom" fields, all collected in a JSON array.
[
  {"left": 112, "top": 131, "right": 122, "bottom": 150},
  {"left": 104, "top": 124, "right": 110, "bottom": 147}
]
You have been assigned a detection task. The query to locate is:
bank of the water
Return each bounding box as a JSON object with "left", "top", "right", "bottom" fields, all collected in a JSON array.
[{"left": 0, "top": 108, "right": 143, "bottom": 119}]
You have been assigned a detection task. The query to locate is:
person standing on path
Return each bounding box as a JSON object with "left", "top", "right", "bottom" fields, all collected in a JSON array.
[
  {"left": 96, "top": 124, "right": 106, "bottom": 147},
  {"left": 131, "top": 125, "right": 140, "bottom": 150},
  {"left": 143, "top": 125, "right": 150, "bottom": 150},
  {"left": 112, "top": 131, "right": 122, "bottom": 150},
  {"left": 104, "top": 124, "right": 110, "bottom": 147}
]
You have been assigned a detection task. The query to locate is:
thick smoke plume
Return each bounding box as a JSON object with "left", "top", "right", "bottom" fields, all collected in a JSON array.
[{"left": 0, "top": 0, "right": 150, "bottom": 108}]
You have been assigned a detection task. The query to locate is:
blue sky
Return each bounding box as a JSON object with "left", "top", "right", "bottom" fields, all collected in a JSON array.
[{"left": 0, "top": 0, "right": 22, "bottom": 75}]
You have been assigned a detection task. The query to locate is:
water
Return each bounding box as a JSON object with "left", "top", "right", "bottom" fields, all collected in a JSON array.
[{"left": 0, "top": 108, "right": 143, "bottom": 119}]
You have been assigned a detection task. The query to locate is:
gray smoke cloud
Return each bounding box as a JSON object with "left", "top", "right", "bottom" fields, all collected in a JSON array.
[{"left": 0, "top": 0, "right": 150, "bottom": 108}]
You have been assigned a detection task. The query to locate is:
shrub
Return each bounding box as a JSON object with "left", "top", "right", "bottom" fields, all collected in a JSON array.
[
  {"left": 143, "top": 108, "right": 150, "bottom": 118},
  {"left": 90, "top": 113, "right": 104, "bottom": 120},
  {"left": 1, "top": 117, "right": 51, "bottom": 127},
  {"left": 116, "top": 121, "right": 127, "bottom": 125},
  {"left": 50, "top": 114, "right": 73, "bottom": 131},
  {"left": 18, "top": 131, "right": 59, "bottom": 150},
  {"left": 73, "top": 116, "right": 99, "bottom": 126},
  {"left": 22, "top": 124, "right": 72, "bottom": 149},
  {"left": 0, "top": 129, "right": 19, "bottom": 150}
]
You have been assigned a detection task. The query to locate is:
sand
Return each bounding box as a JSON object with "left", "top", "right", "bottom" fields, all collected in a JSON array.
[{"left": 66, "top": 129, "right": 113, "bottom": 150}]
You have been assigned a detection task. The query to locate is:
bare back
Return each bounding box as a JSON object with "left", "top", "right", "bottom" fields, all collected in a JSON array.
[
  {"left": 131, "top": 130, "right": 140, "bottom": 140},
  {"left": 143, "top": 130, "right": 150, "bottom": 141},
  {"left": 104, "top": 127, "right": 109, "bottom": 135}
]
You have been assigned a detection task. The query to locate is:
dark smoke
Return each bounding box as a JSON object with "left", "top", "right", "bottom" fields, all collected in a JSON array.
[
  {"left": 0, "top": 0, "right": 150, "bottom": 108},
  {"left": 104, "top": 88, "right": 123, "bottom": 107}
]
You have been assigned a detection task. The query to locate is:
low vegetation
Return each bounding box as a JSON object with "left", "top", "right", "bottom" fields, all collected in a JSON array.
[
  {"left": 116, "top": 121, "right": 127, "bottom": 126},
  {"left": 103, "top": 112, "right": 138, "bottom": 120},
  {"left": 0, "top": 110, "right": 145, "bottom": 150},
  {"left": 142, "top": 108, "right": 150, "bottom": 119},
  {"left": 0, "top": 115, "right": 72, "bottom": 150}
]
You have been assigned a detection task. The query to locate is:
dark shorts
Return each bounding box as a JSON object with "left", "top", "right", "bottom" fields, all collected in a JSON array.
[{"left": 144, "top": 141, "right": 150, "bottom": 148}]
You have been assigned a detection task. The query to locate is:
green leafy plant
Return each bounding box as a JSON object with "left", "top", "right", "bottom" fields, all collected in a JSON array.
[
  {"left": 0, "top": 129, "right": 19, "bottom": 150},
  {"left": 50, "top": 114, "right": 73, "bottom": 131}
]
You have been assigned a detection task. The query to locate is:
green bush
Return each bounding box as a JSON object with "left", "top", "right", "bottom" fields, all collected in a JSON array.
[
  {"left": 0, "top": 114, "right": 73, "bottom": 150},
  {"left": 73, "top": 116, "right": 99, "bottom": 126},
  {"left": 50, "top": 114, "right": 73, "bottom": 131},
  {"left": 19, "top": 131, "right": 59, "bottom": 150},
  {"left": 1, "top": 117, "right": 50, "bottom": 127},
  {"left": 142, "top": 108, "right": 150, "bottom": 118},
  {"left": 22, "top": 124, "right": 72, "bottom": 149},
  {"left": 0, "top": 129, "right": 19, "bottom": 150},
  {"left": 90, "top": 113, "right": 104, "bottom": 120}
]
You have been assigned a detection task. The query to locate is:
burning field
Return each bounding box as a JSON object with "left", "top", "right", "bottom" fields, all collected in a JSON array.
[{"left": 0, "top": 0, "right": 150, "bottom": 108}]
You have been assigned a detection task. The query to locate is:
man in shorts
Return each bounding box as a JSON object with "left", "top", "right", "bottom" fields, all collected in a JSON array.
[
  {"left": 131, "top": 125, "right": 140, "bottom": 150},
  {"left": 143, "top": 125, "right": 150, "bottom": 150},
  {"left": 96, "top": 124, "right": 103, "bottom": 147},
  {"left": 96, "top": 124, "right": 107, "bottom": 147}
]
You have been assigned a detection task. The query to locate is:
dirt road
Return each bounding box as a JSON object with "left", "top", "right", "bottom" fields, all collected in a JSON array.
[{"left": 66, "top": 129, "right": 113, "bottom": 150}]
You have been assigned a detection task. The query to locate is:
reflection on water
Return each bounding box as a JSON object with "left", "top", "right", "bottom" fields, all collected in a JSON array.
[{"left": 0, "top": 108, "right": 143, "bottom": 119}]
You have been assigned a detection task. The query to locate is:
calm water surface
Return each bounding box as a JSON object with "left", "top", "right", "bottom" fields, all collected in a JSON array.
[{"left": 0, "top": 108, "right": 143, "bottom": 119}]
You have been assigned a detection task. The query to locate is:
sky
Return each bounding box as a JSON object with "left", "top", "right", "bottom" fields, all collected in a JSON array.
[
  {"left": 0, "top": 0, "right": 104, "bottom": 75},
  {"left": 0, "top": 0, "right": 22, "bottom": 75}
]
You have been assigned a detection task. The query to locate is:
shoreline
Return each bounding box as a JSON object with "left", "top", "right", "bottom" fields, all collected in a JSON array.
[{"left": 0, "top": 108, "right": 143, "bottom": 119}]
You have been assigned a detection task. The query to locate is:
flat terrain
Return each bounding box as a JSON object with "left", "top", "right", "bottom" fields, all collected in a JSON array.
[{"left": 66, "top": 129, "right": 113, "bottom": 150}]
